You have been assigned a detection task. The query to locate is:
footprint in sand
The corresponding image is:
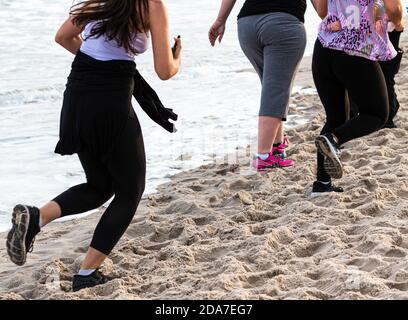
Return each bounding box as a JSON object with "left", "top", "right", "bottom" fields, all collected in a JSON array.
[
  {"left": 194, "top": 247, "right": 229, "bottom": 263},
  {"left": 386, "top": 281, "right": 408, "bottom": 291},
  {"left": 193, "top": 216, "right": 214, "bottom": 226},
  {"left": 357, "top": 201, "right": 383, "bottom": 217},
  {"left": 294, "top": 240, "right": 333, "bottom": 258},
  {"left": 346, "top": 257, "right": 382, "bottom": 272},
  {"left": 396, "top": 188, "right": 408, "bottom": 199},
  {"left": 126, "top": 222, "right": 156, "bottom": 238},
  {"left": 249, "top": 224, "right": 266, "bottom": 236},
  {"left": 74, "top": 246, "right": 88, "bottom": 254},
  {"left": 356, "top": 240, "right": 378, "bottom": 254},
  {"left": 215, "top": 164, "right": 239, "bottom": 176},
  {"left": 353, "top": 158, "right": 371, "bottom": 169},
  {"left": 188, "top": 183, "right": 205, "bottom": 192},
  {"left": 385, "top": 248, "right": 407, "bottom": 258},
  {"left": 144, "top": 241, "right": 172, "bottom": 251},
  {"left": 150, "top": 225, "right": 184, "bottom": 243},
  {"left": 305, "top": 270, "right": 323, "bottom": 281},
  {"left": 373, "top": 162, "right": 387, "bottom": 171},
  {"left": 229, "top": 178, "right": 254, "bottom": 191},
  {"left": 163, "top": 200, "right": 199, "bottom": 215}
]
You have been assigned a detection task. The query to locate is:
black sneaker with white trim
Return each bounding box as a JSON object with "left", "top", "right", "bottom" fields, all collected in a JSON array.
[
  {"left": 72, "top": 270, "right": 111, "bottom": 292},
  {"left": 6, "top": 205, "right": 41, "bottom": 266},
  {"left": 315, "top": 133, "right": 343, "bottom": 179},
  {"left": 311, "top": 181, "right": 344, "bottom": 197}
]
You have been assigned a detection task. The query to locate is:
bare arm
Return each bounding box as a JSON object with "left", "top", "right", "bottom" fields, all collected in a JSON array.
[
  {"left": 311, "top": 0, "right": 328, "bottom": 19},
  {"left": 149, "top": 0, "right": 181, "bottom": 81},
  {"left": 209, "top": 0, "right": 237, "bottom": 46},
  {"left": 55, "top": 16, "right": 83, "bottom": 54},
  {"left": 383, "top": 0, "right": 404, "bottom": 30},
  {"left": 215, "top": 0, "right": 237, "bottom": 23}
]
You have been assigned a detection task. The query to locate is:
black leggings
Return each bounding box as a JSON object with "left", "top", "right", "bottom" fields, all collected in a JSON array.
[
  {"left": 53, "top": 115, "right": 146, "bottom": 255},
  {"left": 350, "top": 30, "right": 403, "bottom": 125},
  {"left": 312, "top": 40, "right": 389, "bottom": 182}
]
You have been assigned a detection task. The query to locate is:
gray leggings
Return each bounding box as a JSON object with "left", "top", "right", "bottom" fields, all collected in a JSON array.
[{"left": 238, "top": 12, "right": 306, "bottom": 120}]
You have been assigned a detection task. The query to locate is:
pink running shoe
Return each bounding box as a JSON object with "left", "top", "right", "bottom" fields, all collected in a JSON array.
[{"left": 253, "top": 153, "right": 294, "bottom": 171}]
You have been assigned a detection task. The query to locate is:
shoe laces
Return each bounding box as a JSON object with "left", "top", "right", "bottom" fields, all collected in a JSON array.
[{"left": 273, "top": 151, "right": 286, "bottom": 159}]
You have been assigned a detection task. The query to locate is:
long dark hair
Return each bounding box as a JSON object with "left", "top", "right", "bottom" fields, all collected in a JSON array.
[{"left": 71, "top": 0, "right": 150, "bottom": 55}]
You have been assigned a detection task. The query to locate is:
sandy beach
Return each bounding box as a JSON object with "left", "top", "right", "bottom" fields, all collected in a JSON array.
[{"left": 1, "top": 39, "right": 408, "bottom": 300}]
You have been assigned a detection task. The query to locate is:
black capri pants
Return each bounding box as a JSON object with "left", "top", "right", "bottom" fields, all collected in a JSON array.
[{"left": 53, "top": 115, "right": 146, "bottom": 255}]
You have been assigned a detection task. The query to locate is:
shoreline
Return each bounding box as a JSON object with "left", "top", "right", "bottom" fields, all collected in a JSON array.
[{"left": 1, "top": 40, "right": 408, "bottom": 299}]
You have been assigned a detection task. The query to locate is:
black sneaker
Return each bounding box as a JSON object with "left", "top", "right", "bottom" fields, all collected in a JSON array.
[
  {"left": 72, "top": 270, "right": 110, "bottom": 292},
  {"left": 6, "top": 205, "right": 41, "bottom": 266},
  {"left": 311, "top": 181, "right": 344, "bottom": 197},
  {"left": 383, "top": 122, "right": 397, "bottom": 129},
  {"left": 315, "top": 133, "right": 343, "bottom": 179}
]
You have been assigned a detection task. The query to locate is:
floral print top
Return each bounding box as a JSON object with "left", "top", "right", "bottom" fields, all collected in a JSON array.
[{"left": 318, "top": 0, "right": 397, "bottom": 61}]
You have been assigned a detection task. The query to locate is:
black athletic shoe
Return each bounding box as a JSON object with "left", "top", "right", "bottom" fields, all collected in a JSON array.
[
  {"left": 311, "top": 181, "right": 344, "bottom": 197},
  {"left": 72, "top": 270, "right": 110, "bottom": 292},
  {"left": 384, "top": 122, "right": 397, "bottom": 129},
  {"left": 315, "top": 133, "right": 343, "bottom": 179},
  {"left": 6, "top": 205, "right": 41, "bottom": 266}
]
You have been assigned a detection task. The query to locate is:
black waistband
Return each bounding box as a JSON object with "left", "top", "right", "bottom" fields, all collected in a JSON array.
[{"left": 72, "top": 50, "right": 137, "bottom": 77}]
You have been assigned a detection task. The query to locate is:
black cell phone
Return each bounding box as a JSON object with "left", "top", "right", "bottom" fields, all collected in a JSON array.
[{"left": 172, "top": 35, "right": 181, "bottom": 55}]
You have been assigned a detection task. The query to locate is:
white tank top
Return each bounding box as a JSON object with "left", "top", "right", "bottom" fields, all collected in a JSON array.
[{"left": 80, "top": 21, "right": 149, "bottom": 61}]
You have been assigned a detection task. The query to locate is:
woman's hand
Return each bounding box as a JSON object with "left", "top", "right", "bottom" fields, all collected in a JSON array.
[
  {"left": 208, "top": 0, "right": 236, "bottom": 46},
  {"left": 172, "top": 36, "right": 182, "bottom": 60},
  {"left": 209, "top": 19, "right": 226, "bottom": 46},
  {"left": 324, "top": 20, "right": 342, "bottom": 32}
]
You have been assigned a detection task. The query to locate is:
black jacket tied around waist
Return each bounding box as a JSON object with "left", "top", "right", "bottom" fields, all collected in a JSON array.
[{"left": 55, "top": 51, "right": 178, "bottom": 160}]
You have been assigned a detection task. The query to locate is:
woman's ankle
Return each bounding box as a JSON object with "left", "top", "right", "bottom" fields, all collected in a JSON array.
[{"left": 39, "top": 201, "right": 62, "bottom": 227}]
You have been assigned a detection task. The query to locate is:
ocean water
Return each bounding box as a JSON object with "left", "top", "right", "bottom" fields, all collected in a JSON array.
[{"left": 0, "top": 1, "right": 406, "bottom": 231}]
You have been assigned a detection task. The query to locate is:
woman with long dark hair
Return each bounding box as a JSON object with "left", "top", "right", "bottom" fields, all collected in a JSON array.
[
  {"left": 311, "top": 0, "right": 403, "bottom": 195},
  {"left": 6, "top": 0, "right": 182, "bottom": 291},
  {"left": 209, "top": 0, "right": 307, "bottom": 171}
]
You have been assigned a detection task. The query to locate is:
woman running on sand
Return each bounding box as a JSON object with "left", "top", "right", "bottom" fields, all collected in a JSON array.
[
  {"left": 6, "top": 0, "right": 181, "bottom": 292},
  {"left": 311, "top": 0, "right": 403, "bottom": 196},
  {"left": 209, "top": 0, "right": 307, "bottom": 171}
]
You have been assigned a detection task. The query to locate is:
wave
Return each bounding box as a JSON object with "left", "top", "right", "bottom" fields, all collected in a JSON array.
[{"left": 0, "top": 86, "right": 64, "bottom": 107}]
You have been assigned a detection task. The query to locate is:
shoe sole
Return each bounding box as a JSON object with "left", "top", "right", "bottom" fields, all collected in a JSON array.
[
  {"left": 6, "top": 205, "right": 30, "bottom": 266},
  {"left": 315, "top": 136, "right": 343, "bottom": 179},
  {"left": 72, "top": 280, "right": 109, "bottom": 292},
  {"left": 72, "top": 274, "right": 110, "bottom": 292},
  {"left": 310, "top": 192, "right": 327, "bottom": 198},
  {"left": 256, "top": 163, "right": 294, "bottom": 172},
  {"left": 310, "top": 191, "right": 341, "bottom": 198}
]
